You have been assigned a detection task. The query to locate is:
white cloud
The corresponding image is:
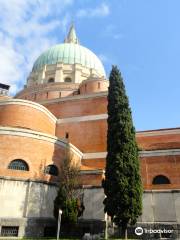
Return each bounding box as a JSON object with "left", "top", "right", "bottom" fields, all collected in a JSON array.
[
  {"left": 0, "top": 0, "right": 73, "bottom": 95},
  {"left": 76, "top": 3, "right": 110, "bottom": 18}
]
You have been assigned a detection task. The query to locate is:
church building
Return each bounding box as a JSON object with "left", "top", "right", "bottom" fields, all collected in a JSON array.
[{"left": 0, "top": 25, "right": 179, "bottom": 238}]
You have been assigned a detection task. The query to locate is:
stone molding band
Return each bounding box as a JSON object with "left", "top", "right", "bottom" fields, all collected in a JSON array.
[
  {"left": 57, "top": 114, "right": 108, "bottom": 124},
  {"left": 140, "top": 149, "right": 180, "bottom": 157},
  {"left": 0, "top": 126, "right": 83, "bottom": 158},
  {"left": 83, "top": 149, "right": 180, "bottom": 159},
  {"left": 137, "top": 128, "right": 180, "bottom": 136},
  {"left": 83, "top": 152, "right": 107, "bottom": 159},
  {"left": 80, "top": 169, "right": 104, "bottom": 175},
  {"left": 40, "top": 91, "right": 108, "bottom": 104},
  {"left": 16, "top": 86, "right": 79, "bottom": 96},
  {"left": 0, "top": 175, "right": 58, "bottom": 186}
]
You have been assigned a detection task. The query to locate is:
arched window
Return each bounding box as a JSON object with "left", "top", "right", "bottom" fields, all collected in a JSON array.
[
  {"left": 64, "top": 77, "right": 72, "bottom": 83},
  {"left": 152, "top": 175, "right": 170, "bottom": 185},
  {"left": 44, "top": 164, "right": 58, "bottom": 176},
  {"left": 48, "top": 78, "right": 54, "bottom": 83},
  {"left": 8, "top": 159, "right": 29, "bottom": 171}
]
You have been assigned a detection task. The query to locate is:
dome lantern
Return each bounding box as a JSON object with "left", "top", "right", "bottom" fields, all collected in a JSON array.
[{"left": 64, "top": 23, "right": 79, "bottom": 44}]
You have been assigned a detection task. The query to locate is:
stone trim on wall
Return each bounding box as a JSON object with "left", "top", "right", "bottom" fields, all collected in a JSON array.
[
  {"left": 39, "top": 91, "right": 108, "bottom": 104},
  {"left": 137, "top": 128, "right": 180, "bottom": 136},
  {"left": 0, "top": 99, "right": 57, "bottom": 123},
  {"left": 0, "top": 126, "right": 83, "bottom": 158},
  {"left": 80, "top": 169, "right": 104, "bottom": 175},
  {"left": 57, "top": 114, "right": 108, "bottom": 124},
  {"left": 144, "top": 189, "right": 180, "bottom": 193},
  {"left": 0, "top": 175, "right": 58, "bottom": 186},
  {"left": 0, "top": 126, "right": 66, "bottom": 146},
  {"left": 83, "top": 149, "right": 180, "bottom": 159},
  {"left": 83, "top": 152, "right": 107, "bottom": 159},
  {"left": 140, "top": 149, "right": 180, "bottom": 157},
  {"left": 69, "top": 143, "right": 84, "bottom": 158},
  {"left": 17, "top": 84, "right": 80, "bottom": 95}
]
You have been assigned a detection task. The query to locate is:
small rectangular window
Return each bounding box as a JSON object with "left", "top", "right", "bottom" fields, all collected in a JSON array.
[{"left": 1, "top": 226, "right": 19, "bottom": 237}]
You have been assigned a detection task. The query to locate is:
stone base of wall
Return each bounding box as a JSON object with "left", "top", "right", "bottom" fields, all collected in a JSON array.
[
  {"left": 0, "top": 217, "right": 180, "bottom": 239},
  {"left": 0, "top": 217, "right": 105, "bottom": 238},
  {"left": 0, "top": 217, "right": 56, "bottom": 238}
]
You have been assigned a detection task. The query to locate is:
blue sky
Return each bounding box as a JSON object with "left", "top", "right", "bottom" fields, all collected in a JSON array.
[{"left": 0, "top": 0, "right": 179, "bottom": 131}]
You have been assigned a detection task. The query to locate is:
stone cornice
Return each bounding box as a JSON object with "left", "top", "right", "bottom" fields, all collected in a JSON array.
[
  {"left": 0, "top": 126, "right": 66, "bottom": 146},
  {"left": 83, "top": 152, "right": 107, "bottom": 159},
  {"left": 137, "top": 128, "right": 180, "bottom": 136},
  {"left": 83, "top": 149, "right": 180, "bottom": 159},
  {"left": 140, "top": 149, "right": 180, "bottom": 157},
  {"left": 16, "top": 85, "right": 79, "bottom": 95},
  {"left": 0, "top": 175, "right": 58, "bottom": 186},
  {"left": 144, "top": 189, "right": 180, "bottom": 193},
  {"left": 57, "top": 114, "right": 107, "bottom": 124},
  {"left": 15, "top": 82, "right": 80, "bottom": 96},
  {"left": 0, "top": 126, "right": 83, "bottom": 158},
  {"left": 38, "top": 91, "right": 108, "bottom": 105},
  {"left": 80, "top": 169, "right": 104, "bottom": 175},
  {"left": 69, "top": 143, "right": 83, "bottom": 158}
]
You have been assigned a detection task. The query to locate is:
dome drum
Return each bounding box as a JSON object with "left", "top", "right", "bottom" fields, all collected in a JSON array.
[
  {"left": 27, "top": 61, "right": 105, "bottom": 87},
  {"left": 15, "top": 82, "right": 80, "bottom": 101}
]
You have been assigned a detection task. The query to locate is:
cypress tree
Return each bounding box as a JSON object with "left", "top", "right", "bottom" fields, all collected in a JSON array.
[{"left": 102, "top": 66, "right": 143, "bottom": 239}]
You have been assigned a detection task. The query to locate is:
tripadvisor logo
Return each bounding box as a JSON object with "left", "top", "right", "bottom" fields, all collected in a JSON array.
[{"left": 135, "top": 227, "right": 143, "bottom": 236}]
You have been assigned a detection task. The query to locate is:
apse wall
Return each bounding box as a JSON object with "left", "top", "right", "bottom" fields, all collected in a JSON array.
[
  {"left": 0, "top": 98, "right": 83, "bottom": 181},
  {"left": 0, "top": 128, "right": 66, "bottom": 181},
  {"left": 0, "top": 99, "right": 56, "bottom": 135}
]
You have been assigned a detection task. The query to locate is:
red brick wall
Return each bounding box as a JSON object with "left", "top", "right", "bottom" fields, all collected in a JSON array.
[
  {"left": 45, "top": 96, "right": 107, "bottom": 119},
  {"left": 80, "top": 80, "right": 108, "bottom": 94},
  {"left": 56, "top": 120, "right": 107, "bottom": 153},
  {"left": 82, "top": 158, "right": 105, "bottom": 169},
  {"left": 140, "top": 155, "right": 180, "bottom": 190},
  {"left": 0, "top": 104, "right": 56, "bottom": 135},
  {"left": 0, "top": 134, "right": 65, "bottom": 182},
  {"left": 137, "top": 133, "right": 180, "bottom": 150}
]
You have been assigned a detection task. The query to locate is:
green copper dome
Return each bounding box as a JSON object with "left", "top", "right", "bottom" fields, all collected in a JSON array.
[{"left": 32, "top": 25, "right": 105, "bottom": 76}]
